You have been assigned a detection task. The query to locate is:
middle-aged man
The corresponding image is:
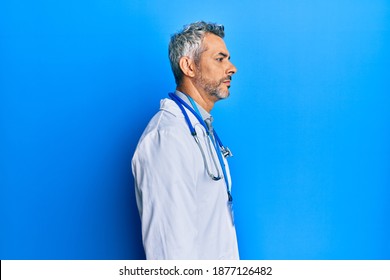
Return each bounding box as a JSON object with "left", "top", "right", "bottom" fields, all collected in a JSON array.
[{"left": 132, "top": 21, "right": 239, "bottom": 260}]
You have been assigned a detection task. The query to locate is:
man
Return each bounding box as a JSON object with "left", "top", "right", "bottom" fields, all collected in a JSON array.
[{"left": 132, "top": 21, "right": 239, "bottom": 259}]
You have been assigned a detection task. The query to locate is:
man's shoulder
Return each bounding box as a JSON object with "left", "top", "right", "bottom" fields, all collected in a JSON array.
[
  {"left": 135, "top": 98, "right": 189, "bottom": 147},
  {"left": 144, "top": 98, "right": 185, "bottom": 132}
]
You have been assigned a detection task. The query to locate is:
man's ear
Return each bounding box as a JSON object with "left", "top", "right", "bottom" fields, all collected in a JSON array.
[{"left": 179, "top": 56, "right": 196, "bottom": 78}]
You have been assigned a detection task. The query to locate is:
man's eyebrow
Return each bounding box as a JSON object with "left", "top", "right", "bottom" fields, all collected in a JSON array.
[{"left": 217, "top": 52, "right": 231, "bottom": 59}]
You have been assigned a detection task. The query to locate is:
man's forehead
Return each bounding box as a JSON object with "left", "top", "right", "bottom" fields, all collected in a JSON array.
[{"left": 202, "top": 33, "right": 229, "bottom": 55}]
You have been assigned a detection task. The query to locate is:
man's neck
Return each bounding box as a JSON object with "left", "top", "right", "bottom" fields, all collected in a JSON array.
[{"left": 176, "top": 83, "right": 215, "bottom": 113}]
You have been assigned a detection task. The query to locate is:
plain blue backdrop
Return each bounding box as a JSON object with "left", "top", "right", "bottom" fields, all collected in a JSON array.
[{"left": 1, "top": 0, "right": 389, "bottom": 259}]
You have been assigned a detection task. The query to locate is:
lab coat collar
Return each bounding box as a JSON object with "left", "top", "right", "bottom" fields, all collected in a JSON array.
[{"left": 174, "top": 90, "right": 212, "bottom": 122}]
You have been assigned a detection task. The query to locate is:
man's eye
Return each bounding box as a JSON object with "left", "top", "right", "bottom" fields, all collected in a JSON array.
[{"left": 216, "top": 58, "right": 223, "bottom": 62}]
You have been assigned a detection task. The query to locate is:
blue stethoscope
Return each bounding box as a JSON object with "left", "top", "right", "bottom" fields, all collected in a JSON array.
[{"left": 169, "top": 92, "right": 233, "bottom": 203}]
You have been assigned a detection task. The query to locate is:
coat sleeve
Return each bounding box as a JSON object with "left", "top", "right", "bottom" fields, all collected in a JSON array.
[{"left": 132, "top": 127, "right": 200, "bottom": 259}]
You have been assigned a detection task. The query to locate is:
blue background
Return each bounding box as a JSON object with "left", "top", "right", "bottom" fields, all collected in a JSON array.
[{"left": 1, "top": 0, "right": 389, "bottom": 259}]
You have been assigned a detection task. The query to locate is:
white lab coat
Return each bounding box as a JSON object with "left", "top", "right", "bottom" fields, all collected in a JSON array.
[{"left": 132, "top": 98, "right": 239, "bottom": 260}]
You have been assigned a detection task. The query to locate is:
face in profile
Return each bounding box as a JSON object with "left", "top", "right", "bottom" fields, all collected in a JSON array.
[{"left": 193, "top": 33, "right": 237, "bottom": 101}]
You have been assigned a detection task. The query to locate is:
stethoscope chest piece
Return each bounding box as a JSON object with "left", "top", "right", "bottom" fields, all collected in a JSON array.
[{"left": 221, "top": 146, "right": 233, "bottom": 158}]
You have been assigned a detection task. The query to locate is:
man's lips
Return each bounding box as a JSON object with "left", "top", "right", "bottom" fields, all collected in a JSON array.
[{"left": 222, "top": 76, "right": 232, "bottom": 86}]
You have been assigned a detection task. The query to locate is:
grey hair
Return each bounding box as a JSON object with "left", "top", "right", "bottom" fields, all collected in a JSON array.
[{"left": 168, "top": 21, "right": 225, "bottom": 85}]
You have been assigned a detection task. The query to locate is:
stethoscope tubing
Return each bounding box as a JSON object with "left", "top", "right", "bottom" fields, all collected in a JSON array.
[
  {"left": 169, "top": 93, "right": 226, "bottom": 148},
  {"left": 168, "top": 92, "right": 232, "bottom": 201}
]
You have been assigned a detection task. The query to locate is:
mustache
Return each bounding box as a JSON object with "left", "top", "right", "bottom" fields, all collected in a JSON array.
[{"left": 221, "top": 75, "right": 232, "bottom": 82}]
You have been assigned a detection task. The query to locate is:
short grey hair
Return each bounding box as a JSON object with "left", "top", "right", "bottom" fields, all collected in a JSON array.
[{"left": 168, "top": 21, "right": 225, "bottom": 85}]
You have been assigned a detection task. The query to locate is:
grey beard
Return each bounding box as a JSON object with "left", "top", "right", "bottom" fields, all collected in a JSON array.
[{"left": 197, "top": 76, "right": 230, "bottom": 100}]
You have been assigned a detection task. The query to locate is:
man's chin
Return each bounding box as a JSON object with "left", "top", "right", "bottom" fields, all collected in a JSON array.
[{"left": 215, "top": 90, "right": 230, "bottom": 100}]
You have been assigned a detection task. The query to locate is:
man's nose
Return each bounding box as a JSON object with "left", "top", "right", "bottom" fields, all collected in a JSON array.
[{"left": 227, "top": 61, "right": 237, "bottom": 75}]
